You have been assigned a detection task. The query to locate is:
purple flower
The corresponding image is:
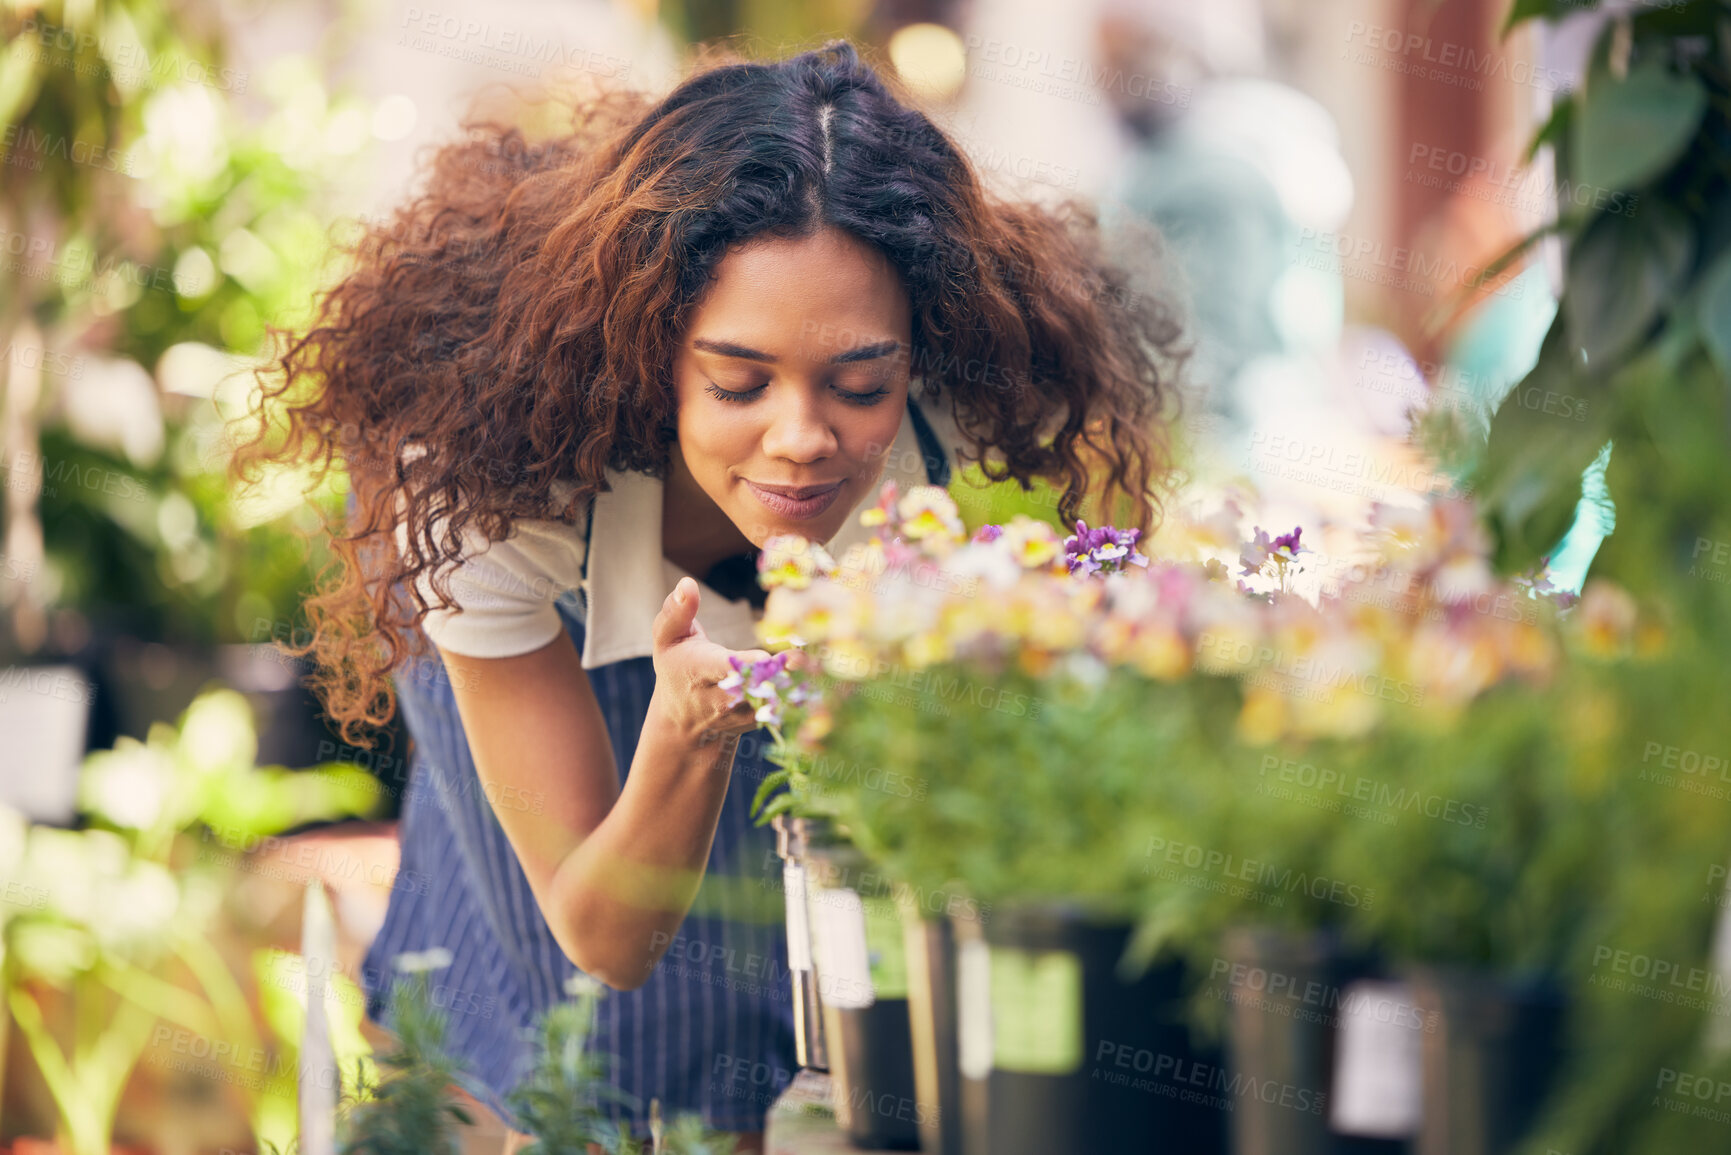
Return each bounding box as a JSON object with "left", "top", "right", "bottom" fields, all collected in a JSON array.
[
  {"left": 719, "top": 652, "right": 808, "bottom": 731},
  {"left": 972, "top": 524, "right": 1004, "bottom": 544},
  {"left": 1063, "top": 520, "right": 1148, "bottom": 577}
]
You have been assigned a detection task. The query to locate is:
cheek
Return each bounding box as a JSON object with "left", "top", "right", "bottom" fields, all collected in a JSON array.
[
  {"left": 841, "top": 409, "right": 908, "bottom": 465},
  {"left": 676, "top": 405, "right": 757, "bottom": 476}
]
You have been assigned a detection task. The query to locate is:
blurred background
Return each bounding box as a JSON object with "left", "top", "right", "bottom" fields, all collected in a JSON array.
[{"left": 0, "top": 0, "right": 1634, "bottom": 1150}]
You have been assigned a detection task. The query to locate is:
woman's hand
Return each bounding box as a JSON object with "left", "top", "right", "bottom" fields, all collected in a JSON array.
[{"left": 648, "top": 576, "right": 770, "bottom": 748}]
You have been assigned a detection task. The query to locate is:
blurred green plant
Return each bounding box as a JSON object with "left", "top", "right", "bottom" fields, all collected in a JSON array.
[
  {"left": 0, "top": 0, "right": 366, "bottom": 653},
  {"left": 0, "top": 686, "right": 381, "bottom": 1152},
  {"left": 338, "top": 970, "right": 475, "bottom": 1155}
]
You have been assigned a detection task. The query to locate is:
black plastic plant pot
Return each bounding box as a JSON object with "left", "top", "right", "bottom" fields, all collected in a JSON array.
[
  {"left": 905, "top": 912, "right": 965, "bottom": 1155},
  {"left": 805, "top": 837, "right": 922, "bottom": 1149},
  {"left": 953, "top": 901, "right": 1229, "bottom": 1155},
  {"left": 1405, "top": 966, "right": 1567, "bottom": 1155},
  {"left": 1220, "top": 927, "right": 1404, "bottom": 1155}
]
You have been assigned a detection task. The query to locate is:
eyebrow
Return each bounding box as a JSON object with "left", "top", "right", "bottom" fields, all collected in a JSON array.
[{"left": 691, "top": 338, "right": 904, "bottom": 365}]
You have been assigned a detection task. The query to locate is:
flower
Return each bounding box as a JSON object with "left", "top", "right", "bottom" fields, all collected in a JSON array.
[
  {"left": 1063, "top": 520, "right": 1148, "bottom": 576},
  {"left": 999, "top": 517, "right": 1065, "bottom": 570},
  {"left": 758, "top": 535, "right": 837, "bottom": 590},
  {"left": 720, "top": 652, "right": 815, "bottom": 731},
  {"left": 897, "top": 485, "right": 966, "bottom": 546}
]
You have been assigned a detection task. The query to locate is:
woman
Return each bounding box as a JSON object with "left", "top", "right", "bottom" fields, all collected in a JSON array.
[{"left": 243, "top": 38, "right": 1181, "bottom": 1151}]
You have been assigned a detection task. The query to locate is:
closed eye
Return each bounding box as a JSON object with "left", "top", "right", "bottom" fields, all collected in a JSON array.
[
  {"left": 704, "top": 382, "right": 892, "bottom": 407},
  {"left": 705, "top": 382, "right": 766, "bottom": 403}
]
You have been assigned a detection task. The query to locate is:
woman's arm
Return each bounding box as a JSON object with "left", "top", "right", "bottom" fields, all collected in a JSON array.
[{"left": 438, "top": 576, "right": 771, "bottom": 990}]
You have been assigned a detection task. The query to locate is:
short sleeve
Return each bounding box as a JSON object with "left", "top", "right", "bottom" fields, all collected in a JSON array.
[{"left": 402, "top": 511, "right": 590, "bottom": 660}]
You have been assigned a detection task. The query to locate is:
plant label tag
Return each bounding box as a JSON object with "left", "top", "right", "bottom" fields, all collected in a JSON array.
[
  {"left": 958, "top": 937, "right": 993, "bottom": 1080},
  {"left": 810, "top": 885, "right": 874, "bottom": 1009},
  {"left": 989, "top": 946, "right": 1083, "bottom": 1075},
  {"left": 1330, "top": 980, "right": 1423, "bottom": 1138},
  {"left": 783, "top": 861, "right": 812, "bottom": 973},
  {"left": 863, "top": 894, "right": 910, "bottom": 999},
  {"left": 1706, "top": 899, "right": 1731, "bottom": 1053}
]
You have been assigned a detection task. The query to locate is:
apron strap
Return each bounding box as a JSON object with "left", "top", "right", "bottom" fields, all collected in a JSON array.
[{"left": 907, "top": 395, "right": 952, "bottom": 488}]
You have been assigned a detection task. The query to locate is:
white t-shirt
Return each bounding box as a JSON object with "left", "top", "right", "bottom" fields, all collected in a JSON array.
[{"left": 405, "top": 393, "right": 969, "bottom": 666}]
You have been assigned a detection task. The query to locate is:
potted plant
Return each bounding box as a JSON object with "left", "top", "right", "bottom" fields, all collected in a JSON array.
[
  {"left": 743, "top": 486, "right": 1258, "bottom": 1154},
  {"left": 740, "top": 474, "right": 1641, "bottom": 1154}
]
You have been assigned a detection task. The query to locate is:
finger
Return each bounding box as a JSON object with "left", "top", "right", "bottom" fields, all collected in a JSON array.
[
  {"left": 652, "top": 576, "right": 701, "bottom": 650},
  {"left": 782, "top": 649, "right": 815, "bottom": 675}
]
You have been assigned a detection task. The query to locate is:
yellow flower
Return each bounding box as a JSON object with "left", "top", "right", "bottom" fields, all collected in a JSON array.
[
  {"left": 999, "top": 516, "right": 1063, "bottom": 569},
  {"left": 759, "top": 535, "right": 836, "bottom": 590},
  {"left": 897, "top": 485, "right": 965, "bottom": 544}
]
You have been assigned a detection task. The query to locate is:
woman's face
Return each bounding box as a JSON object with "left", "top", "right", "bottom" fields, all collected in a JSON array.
[{"left": 671, "top": 226, "right": 913, "bottom": 548}]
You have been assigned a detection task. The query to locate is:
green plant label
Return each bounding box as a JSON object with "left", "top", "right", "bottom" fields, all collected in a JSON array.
[
  {"left": 861, "top": 894, "right": 909, "bottom": 999},
  {"left": 988, "top": 946, "right": 1083, "bottom": 1075}
]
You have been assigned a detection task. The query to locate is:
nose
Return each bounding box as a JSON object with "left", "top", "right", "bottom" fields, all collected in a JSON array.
[{"left": 760, "top": 386, "right": 838, "bottom": 464}]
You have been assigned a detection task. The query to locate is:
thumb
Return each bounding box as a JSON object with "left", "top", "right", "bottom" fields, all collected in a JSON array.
[{"left": 653, "top": 576, "right": 701, "bottom": 649}]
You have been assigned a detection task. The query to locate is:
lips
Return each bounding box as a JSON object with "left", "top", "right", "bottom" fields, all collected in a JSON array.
[{"left": 744, "top": 479, "right": 846, "bottom": 521}]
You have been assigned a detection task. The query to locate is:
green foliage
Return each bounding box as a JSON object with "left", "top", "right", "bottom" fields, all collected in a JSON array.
[
  {"left": 507, "top": 979, "right": 739, "bottom": 1154},
  {"left": 1482, "top": 1, "right": 1731, "bottom": 584},
  {"left": 776, "top": 663, "right": 1242, "bottom": 924},
  {"left": 506, "top": 984, "right": 638, "bottom": 1154},
  {"left": 1, "top": 1, "right": 366, "bottom": 650},
  {"left": 338, "top": 975, "right": 474, "bottom": 1155}
]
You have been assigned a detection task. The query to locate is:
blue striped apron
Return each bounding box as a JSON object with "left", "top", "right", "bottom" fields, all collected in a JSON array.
[{"left": 360, "top": 401, "right": 952, "bottom": 1136}]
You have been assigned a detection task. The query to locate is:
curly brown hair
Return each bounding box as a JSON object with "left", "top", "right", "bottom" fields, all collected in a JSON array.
[{"left": 235, "top": 39, "right": 1186, "bottom": 745}]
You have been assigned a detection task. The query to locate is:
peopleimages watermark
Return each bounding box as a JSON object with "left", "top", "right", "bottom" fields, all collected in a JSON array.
[
  {"left": 247, "top": 616, "right": 482, "bottom": 692},
  {"left": 1255, "top": 754, "right": 1489, "bottom": 829},
  {"left": 143, "top": 1025, "right": 297, "bottom": 1093},
  {"left": 962, "top": 35, "right": 1191, "bottom": 110},
  {"left": 1340, "top": 21, "right": 1573, "bottom": 95},
  {"left": 0, "top": 228, "right": 201, "bottom": 295},
  {"left": 396, "top": 7, "right": 632, "bottom": 82},
  {"left": 1203, "top": 957, "right": 1440, "bottom": 1034},
  {"left": 1636, "top": 739, "right": 1731, "bottom": 801},
  {"left": 2, "top": 339, "right": 86, "bottom": 379},
  {"left": 649, "top": 931, "right": 793, "bottom": 1002},
  {"left": 11, "top": 19, "right": 249, "bottom": 93},
  {"left": 1353, "top": 347, "right": 1589, "bottom": 425},
  {"left": 1587, "top": 945, "right": 1731, "bottom": 1015},
  {"left": 1242, "top": 430, "right": 1469, "bottom": 505},
  {"left": 1091, "top": 1042, "right": 1327, "bottom": 1116},
  {"left": 1405, "top": 142, "right": 1638, "bottom": 219},
  {"left": 1, "top": 447, "right": 151, "bottom": 504},
  {"left": 0, "top": 125, "right": 135, "bottom": 176},
  {"left": 199, "top": 825, "right": 435, "bottom": 897},
  {"left": 1143, "top": 837, "right": 1375, "bottom": 911},
  {"left": 711, "top": 1053, "right": 802, "bottom": 1113},
  {"left": 1196, "top": 631, "right": 1425, "bottom": 710},
  {"left": 256, "top": 946, "right": 499, "bottom": 1021},
  {"left": 1691, "top": 538, "right": 1731, "bottom": 588},
  {"left": 0, "top": 665, "right": 92, "bottom": 707},
  {"left": 1293, "top": 227, "right": 1526, "bottom": 302},
  {"left": 1655, "top": 1066, "right": 1731, "bottom": 1125}
]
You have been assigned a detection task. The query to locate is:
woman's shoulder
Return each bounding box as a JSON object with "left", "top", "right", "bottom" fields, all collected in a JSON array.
[{"left": 397, "top": 472, "right": 595, "bottom": 660}]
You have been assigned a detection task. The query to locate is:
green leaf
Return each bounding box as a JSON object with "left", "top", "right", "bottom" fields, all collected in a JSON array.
[
  {"left": 1573, "top": 57, "right": 1707, "bottom": 191},
  {"left": 1474, "top": 316, "right": 1613, "bottom": 572},
  {"left": 1501, "top": 0, "right": 1572, "bottom": 38},
  {"left": 1697, "top": 248, "right": 1731, "bottom": 380},
  {"left": 749, "top": 768, "right": 793, "bottom": 819},
  {"left": 1561, "top": 201, "right": 1693, "bottom": 368}
]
